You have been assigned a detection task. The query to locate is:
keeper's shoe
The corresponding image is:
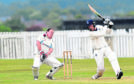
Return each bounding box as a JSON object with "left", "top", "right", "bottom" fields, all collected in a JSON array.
[
  {"left": 117, "top": 71, "right": 123, "bottom": 79},
  {"left": 34, "top": 76, "right": 38, "bottom": 80},
  {"left": 46, "top": 75, "right": 55, "bottom": 80},
  {"left": 91, "top": 74, "right": 101, "bottom": 80}
]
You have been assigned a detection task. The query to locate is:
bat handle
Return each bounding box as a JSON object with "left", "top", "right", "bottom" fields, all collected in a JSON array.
[{"left": 102, "top": 18, "right": 105, "bottom": 21}]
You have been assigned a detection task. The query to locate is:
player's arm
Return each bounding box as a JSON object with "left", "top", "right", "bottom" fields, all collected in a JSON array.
[
  {"left": 36, "top": 40, "right": 45, "bottom": 56},
  {"left": 36, "top": 40, "right": 47, "bottom": 62},
  {"left": 41, "top": 42, "right": 54, "bottom": 62},
  {"left": 37, "top": 40, "right": 49, "bottom": 62},
  {"left": 36, "top": 40, "right": 41, "bottom": 51},
  {"left": 40, "top": 44, "right": 53, "bottom": 62},
  {"left": 47, "top": 48, "right": 53, "bottom": 56}
]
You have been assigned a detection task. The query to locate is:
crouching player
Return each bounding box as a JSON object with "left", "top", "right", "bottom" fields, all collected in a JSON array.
[
  {"left": 87, "top": 19, "right": 123, "bottom": 79},
  {"left": 32, "top": 28, "right": 63, "bottom": 80}
]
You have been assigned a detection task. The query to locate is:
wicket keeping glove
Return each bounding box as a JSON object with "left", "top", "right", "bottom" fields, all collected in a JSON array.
[{"left": 40, "top": 53, "right": 48, "bottom": 62}]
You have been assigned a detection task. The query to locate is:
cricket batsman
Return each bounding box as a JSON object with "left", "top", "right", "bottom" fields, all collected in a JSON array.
[
  {"left": 32, "top": 28, "right": 64, "bottom": 80},
  {"left": 87, "top": 19, "right": 123, "bottom": 79}
]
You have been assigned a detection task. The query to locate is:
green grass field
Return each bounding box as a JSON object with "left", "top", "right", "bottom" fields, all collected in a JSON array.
[{"left": 0, "top": 58, "right": 134, "bottom": 84}]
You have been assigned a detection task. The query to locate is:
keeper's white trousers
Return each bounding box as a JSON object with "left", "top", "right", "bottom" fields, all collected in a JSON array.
[
  {"left": 93, "top": 46, "right": 121, "bottom": 75},
  {"left": 33, "top": 55, "right": 61, "bottom": 68}
]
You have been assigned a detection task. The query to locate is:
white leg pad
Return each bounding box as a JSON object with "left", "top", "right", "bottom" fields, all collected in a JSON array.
[
  {"left": 32, "top": 66, "right": 39, "bottom": 77},
  {"left": 46, "top": 63, "right": 64, "bottom": 77}
]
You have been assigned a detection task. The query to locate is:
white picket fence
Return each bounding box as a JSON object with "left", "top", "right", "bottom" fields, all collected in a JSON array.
[{"left": 0, "top": 30, "right": 134, "bottom": 59}]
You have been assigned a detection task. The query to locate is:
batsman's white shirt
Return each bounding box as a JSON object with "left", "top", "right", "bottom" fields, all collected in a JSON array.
[
  {"left": 33, "top": 35, "right": 61, "bottom": 68},
  {"left": 90, "top": 25, "right": 121, "bottom": 75},
  {"left": 90, "top": 25, "right": 109, "bottom": 49}
]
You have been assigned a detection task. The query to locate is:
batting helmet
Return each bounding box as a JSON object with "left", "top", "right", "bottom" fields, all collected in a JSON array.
[{"left": 86, "top": 19, "right": 94, "bottom": 26}]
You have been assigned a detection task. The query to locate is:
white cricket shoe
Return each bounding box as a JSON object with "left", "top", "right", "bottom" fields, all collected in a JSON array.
[
  {"left": 34, "top": 76, "right": 38, "bottom": 80},
  {"left": 46, "top": 75, "right": 55, "bottom": 80},
  {"left": 117, "top": 71, "right": 123, "bottom": 79},
  {"left": 91, "top": 74, "right": 100, "bottom": 79}
]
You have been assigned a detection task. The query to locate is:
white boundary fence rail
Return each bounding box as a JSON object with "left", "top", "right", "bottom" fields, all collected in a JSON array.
[{"left": 0, "top": 30, "right": 134, "bottom": 59}]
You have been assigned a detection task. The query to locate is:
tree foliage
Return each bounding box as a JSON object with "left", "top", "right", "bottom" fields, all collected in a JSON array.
[
  {"left": 1, "top": 0, "right": 134, "bottom": 31},
  {"left": 127, "top": 11, "right": 134, "bottom": 16},
  {"left": 0, "top": 23, "right": 12, "bottom": 32},
  {"left": 4, "top": 16, "right": 26, "bottom": 31},
  {"left": 25, "top": 25, "right": 43, "bottom": 31}
]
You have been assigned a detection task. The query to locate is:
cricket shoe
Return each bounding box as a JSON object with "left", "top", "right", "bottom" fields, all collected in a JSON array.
[
  {"left": 46, "top": 75, "right": 55, "bottom": 80},
  {"left": 117, "top": 71, "right": 123, "bottom": 79},
  {"left": 91, "top": 74, "right": 101, "bottom": 80},
  {"left": 34, "top": 76, "right": 38, "bottom": 80}
]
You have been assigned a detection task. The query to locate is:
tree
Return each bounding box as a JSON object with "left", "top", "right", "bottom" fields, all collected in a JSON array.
[
  {"left": 44, "top": 12, "right": 62, "bottom": 30},
  {"left": 29, "top": 11, "right": 43, "bottom": 20},
  {"left": 127, "top": 11, "right": 134, "bottom": 16},
  {"left": 4, "top": 16, "right": 26, "bottom": 31},
  {"left": 75, "top": 14, "right": 83, "bottom": 19},
  {"left": 13, "top": 8, "right": 37, "bottom": 20},
  {"left": 25, "top": 25, "right": 43, "bottom": 31},
  {"left": 0, "top": 23, "right": 12, "bottom": 32}
]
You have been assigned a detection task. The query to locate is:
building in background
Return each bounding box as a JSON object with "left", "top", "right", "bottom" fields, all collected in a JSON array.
[{"left": 61, "top": 18, "right": 134, "bottom": 32}]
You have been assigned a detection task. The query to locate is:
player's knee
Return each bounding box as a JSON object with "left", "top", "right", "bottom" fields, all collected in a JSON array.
[
  {"left": 50, "top": 63, "right": 64, "bottom": 73},
  {"left": 50, "top": 67, "right": 58, "bottom": 73},
  {"left": 109, "top": 53, "right": 117, "bottom": 62}
]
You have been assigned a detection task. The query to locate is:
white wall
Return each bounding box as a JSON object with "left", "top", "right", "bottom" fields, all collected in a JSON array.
[{"left": 0, "top": 30, "right": 134, "bottom": 59}]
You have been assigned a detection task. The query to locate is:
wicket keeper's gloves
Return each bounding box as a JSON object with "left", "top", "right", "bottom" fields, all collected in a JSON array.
[{"left": 40, "top": 53, "right": 48, "bottom": 62}]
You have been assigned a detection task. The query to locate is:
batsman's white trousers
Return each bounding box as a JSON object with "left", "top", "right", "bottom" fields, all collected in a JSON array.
[
  {"left": 33, "top": 55, "right": 61, "bottom": 68},
  {"left": 93, "top": 46, "right": 121, "bottom": 75}
]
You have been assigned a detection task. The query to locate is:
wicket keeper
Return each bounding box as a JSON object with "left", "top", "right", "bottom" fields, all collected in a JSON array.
[{"left": 32, "top": 28, "right": 63, "bottom": 80}]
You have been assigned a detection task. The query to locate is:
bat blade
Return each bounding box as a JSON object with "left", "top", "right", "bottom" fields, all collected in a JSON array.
[{"left": 88, "top": 4, "right": 105, "bottom": 20}]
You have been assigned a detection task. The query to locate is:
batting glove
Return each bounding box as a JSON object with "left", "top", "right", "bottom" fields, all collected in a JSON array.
[
  {"left": 108, "top": 21, "right": 114, "bottom": 28},
  {"left": 103, "top": 18, "right": 111, "bottom": 25},
  {"left": 104, "top": 18, "right": 114, "bottom": 28},
  {"left": 109, "top": 21, "right": 114, "bottom": 26}
]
